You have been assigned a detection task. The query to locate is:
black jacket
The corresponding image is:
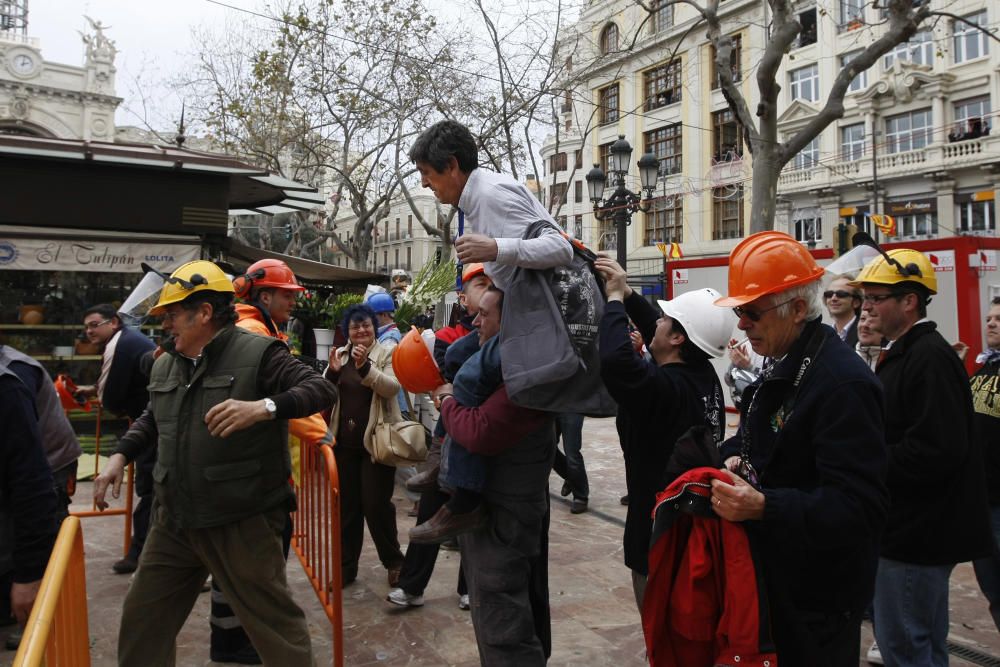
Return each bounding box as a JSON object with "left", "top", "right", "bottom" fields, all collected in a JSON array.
[
  {"left": 720, "top": 318, "right": 888, "bottom": 659},
  {"left": 0, "top": 371, "right": 57, "bottom": 583},
  {"left": 970, "top": 357, "right": 1000, "bottom": 506},
  {"left": 841, "top": 315, "right": 859, "bottom": 349},
  {"left": 102, "top": 326, "right": 156, "bottom": 420},
  {"left": 878, "top": 321, "right": 994, "bottom": 564},
  {"left": 600, "top": 293, "right": 724, "bottom": 575}
]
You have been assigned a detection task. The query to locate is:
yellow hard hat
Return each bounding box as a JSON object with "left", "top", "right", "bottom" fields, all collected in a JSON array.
[
  {"left": 149, "top": 260, "right": 235, "bottom": 315},
  {"left": 849, "top": 249, "right": 937, "bottom": 295}
]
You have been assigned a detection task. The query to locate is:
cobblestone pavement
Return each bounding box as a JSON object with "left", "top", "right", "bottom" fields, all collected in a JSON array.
[{"left": 2, "top": 415, "right": 998, "bottom": 665}]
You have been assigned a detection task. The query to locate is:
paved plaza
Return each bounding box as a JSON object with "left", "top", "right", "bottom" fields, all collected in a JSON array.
[{"left": 3, "top": 415, "right": 999, "bottom": 666}]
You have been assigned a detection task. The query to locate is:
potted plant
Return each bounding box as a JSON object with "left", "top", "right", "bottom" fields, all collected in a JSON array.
[{"left": 293, "top": 291, "right": 338, "bottom": 359}]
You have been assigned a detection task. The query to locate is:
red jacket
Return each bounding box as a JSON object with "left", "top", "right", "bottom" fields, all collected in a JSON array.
[{"left": 643, "top": 467, "right": 777, "bottom": 667}]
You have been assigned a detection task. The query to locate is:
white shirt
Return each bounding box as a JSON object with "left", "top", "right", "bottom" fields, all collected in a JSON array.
[
  {"left": 834, "top": 315, "right": 857, "bottom": 341},
  {"left": 458, "top": 168, "right": 573, "bottom": 290},
  {"left": 97, "top": 329, "right": 121, "bottom": 401}
]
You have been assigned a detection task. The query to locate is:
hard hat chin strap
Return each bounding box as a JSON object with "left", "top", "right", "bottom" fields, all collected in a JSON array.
[
  {"left": 850, "top": 232, "right": 923, "bottom": 278},
  {"left": 140, "top": 262, "right": 209, "bottom": 291}
]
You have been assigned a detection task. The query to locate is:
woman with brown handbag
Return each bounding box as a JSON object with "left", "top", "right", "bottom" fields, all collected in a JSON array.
[{"left": 324, "top": 303, "right": 405, "bottom": 588}]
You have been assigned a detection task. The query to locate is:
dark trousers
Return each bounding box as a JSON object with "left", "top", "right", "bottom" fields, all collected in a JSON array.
[
  {"left": 334, "top": 445, "right": 404, "bottom": 580},
  {"left": 127, "top": 447, "right": 156, "bottom": 560},
  {"left": 552, "top": 413, "right": 588, "bottom": 500},
  {"left": 460, "top": 497, "right": 550, "bottom": 666},
  {"left": 772, "top": 605, "right": 863, "bottom": 666},
  {"left": 119, "top": 506, "right": 313, "bottom": 667},
  {"left": 397, "top": 485, "right": 467, "bottom": 597},
  {"left": 209, "top": 513, "right": 293, "bottom": 660}
]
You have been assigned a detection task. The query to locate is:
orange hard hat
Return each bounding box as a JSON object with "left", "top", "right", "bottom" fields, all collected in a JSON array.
[
  {"left": 392, "top": 328, "right": 444, "bottom": 393},
  {"left": 461, "top": 263, "right": 487, "bottom": 284},
  {"left": 54, "top": 374, "right": 92, "bottom": 412},
  {"left": 233, "top": 259, "right": 305, "bottom": 298},
  {"left": 714, "top": 231, "right": 824, "bottom": 307}
]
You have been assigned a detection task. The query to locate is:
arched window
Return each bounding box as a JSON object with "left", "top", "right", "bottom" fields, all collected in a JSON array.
[{"left": 600, "top": 23, "right": 619, "bottom": 54}]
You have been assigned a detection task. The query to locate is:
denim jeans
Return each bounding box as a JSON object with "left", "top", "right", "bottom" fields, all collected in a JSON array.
[
  {"left": 973, "top": 505, "right": 1000, "bottom": 632},
  {"left": 552, "top": 413, "right": 588, "bottom": 500},
  {"left": 439, "top": 435, "right": 487, "bottom": 493},
  {"left": 873, "top": 557, "right": 955, "bottom": 667}
]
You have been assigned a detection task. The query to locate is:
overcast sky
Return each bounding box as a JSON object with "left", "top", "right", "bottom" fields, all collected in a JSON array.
[{"left": 28, "top": 0, "right": 247, "bottom": 128}]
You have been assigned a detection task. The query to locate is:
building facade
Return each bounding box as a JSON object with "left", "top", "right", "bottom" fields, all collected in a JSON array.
[
  {"left": 0, "top": 17, "right": 120, "bottom": 140},
  {"left": 774, "top": 0, "right": 998, "bottom": 250},
  {"left": 543, "top": 0, "right": 998, "bottom": 288},
  {"left": 327, "top": 191, "right": 446, "bottom": 277}
]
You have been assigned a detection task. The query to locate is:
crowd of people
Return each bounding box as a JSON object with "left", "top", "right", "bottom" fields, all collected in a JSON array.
[{"left": 2, "top": 118, "right": 999, "bottom": 667}]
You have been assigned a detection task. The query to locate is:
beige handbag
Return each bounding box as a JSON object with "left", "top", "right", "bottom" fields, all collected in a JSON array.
[{"left": 369, "top": 393, "right": 428, "bottom": 466}]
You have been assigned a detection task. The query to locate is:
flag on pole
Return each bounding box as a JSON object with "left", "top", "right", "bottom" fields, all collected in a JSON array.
[
  {"left": 868, "top": 214, "right": 896, "bottom": 236},
  {"left": 658, "top": 242, "right": 683, "bottom": 259}
]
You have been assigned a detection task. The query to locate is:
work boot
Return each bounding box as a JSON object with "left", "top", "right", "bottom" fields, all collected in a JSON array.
[
  {"left": 409, "top": 505, "right": 487, "bottom": 544},
  {"left": 112, "top": 555, "right": 138, "bottom": 574},
  {"left": 406, "top": 438, "right": 442, "bottom": 494},
  {"left": 4, "top": 629, "right": 22, "bottom": 651},
  {"left": 570, "top": 498, "right": 589, "bottom": 514},
  {"left": 560, "top": 481, "right": 573, "bottom": 497},
  {"left": 405, "top": 465, "right": 440, "bottom": 494}
]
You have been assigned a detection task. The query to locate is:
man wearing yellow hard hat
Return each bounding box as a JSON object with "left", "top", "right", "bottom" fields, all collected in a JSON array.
[
  {"left": 93, "top": 260, "right": 338, "bottom": 666},
  {"left": 853, "top": 248, "right": 993, "bottom": 667},
  {"left": 706, "top": 231, "right": 888, "bottom": 665}
]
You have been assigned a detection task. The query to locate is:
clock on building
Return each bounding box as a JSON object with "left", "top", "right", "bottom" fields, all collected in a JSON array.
[{"left": 9, "top": 52, "right": 37, "bottom": 76}]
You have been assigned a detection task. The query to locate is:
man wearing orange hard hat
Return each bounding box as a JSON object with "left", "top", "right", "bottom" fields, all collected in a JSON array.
[
  {"left": 708, "top": 231, "right": 889, "bottom": 665},
  {"left": 202, "top": 259, "right": 332, "bottom": 664}
]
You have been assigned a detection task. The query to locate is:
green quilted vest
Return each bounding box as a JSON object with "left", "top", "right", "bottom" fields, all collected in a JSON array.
[{"left": 148, "top": 326, "right": 290, "bottom": 529}]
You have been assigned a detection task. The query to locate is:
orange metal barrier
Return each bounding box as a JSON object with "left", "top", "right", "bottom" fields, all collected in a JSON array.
[
  {"left": 13, "top": 516, "right": 91, "bottom": 667},
  {"left": 70, "top": 402, "right": 135, "bottom": 557},
  {"left": 291, "top": 442, "right": 344, "bottom": 667}
]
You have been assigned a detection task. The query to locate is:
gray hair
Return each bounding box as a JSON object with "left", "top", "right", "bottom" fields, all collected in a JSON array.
[{"left": 774, "top": 280, "right": 823, "bottom": 320}]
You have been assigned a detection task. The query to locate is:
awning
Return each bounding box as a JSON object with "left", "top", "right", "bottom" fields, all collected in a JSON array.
[
  {"left": 222, "top": 239, "right": 386, "bottom": 286},
  {"left": 0, "top": 135, "right": 326, "bottom": 226}
]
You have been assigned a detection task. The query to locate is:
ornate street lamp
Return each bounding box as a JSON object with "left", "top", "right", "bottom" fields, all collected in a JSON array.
[{"left": 586, "top": 135, "right": 660, "bottom": 269}]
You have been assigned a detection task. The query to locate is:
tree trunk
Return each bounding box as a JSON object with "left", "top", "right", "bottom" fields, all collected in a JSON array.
[{"left": 749, "top": 145, "right": 781, "bottom": 235}]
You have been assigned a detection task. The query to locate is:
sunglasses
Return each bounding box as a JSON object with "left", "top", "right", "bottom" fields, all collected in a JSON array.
[
  {"left": 823, "top": 290, "right": 858, "bottom": 300},
  {"left": 732, "top": 298, "right": 795, "bottom": 322}
]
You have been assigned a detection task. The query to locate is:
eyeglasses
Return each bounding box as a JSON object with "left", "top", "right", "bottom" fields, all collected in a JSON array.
[
  {"left": 83, "top": 319, "right": 112, "bottom": 330},
  {"left": 862, "top": 293, "right": 902, "bottom": 305},
  {"left": 824, "top": 290, "right": 858, "bottom": 300},
  {"left": 732, "top": 298, "right": 795, "bottom": 322}
]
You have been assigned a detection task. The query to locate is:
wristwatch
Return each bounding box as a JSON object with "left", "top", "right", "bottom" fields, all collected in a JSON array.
[{"left": 263, "top": 397, "right": 277, "bottom": 420}]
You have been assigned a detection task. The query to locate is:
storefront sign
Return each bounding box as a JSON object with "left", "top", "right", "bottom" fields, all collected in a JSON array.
[
  {"left": 672, "top": 268, "right": 689, "bottom": 284},
  {"left": 888, "top": 198, "right": 936, "bottom": 216},
  {"left": 926, "top": 249, "right": 954, "bottom": 272},
  {"left": 0, "top": 238, "right": 200, "bottom": 272}
]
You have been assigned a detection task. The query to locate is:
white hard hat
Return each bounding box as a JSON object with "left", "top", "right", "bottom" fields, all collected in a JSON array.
[{"left": 657, "top": 288, "right": 737, "bottom": 358}]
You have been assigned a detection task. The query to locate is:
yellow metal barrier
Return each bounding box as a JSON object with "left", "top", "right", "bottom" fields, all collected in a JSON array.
[
  {"left": 13, "top": 516, "right": 91, "bottom": 667},
  {"left": 291, "top": 442, "right": 344, "bottom": 667}
]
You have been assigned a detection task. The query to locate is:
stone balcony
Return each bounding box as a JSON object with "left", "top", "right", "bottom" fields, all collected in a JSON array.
[{"left": 777, "top": 134, "right": 1000, "bottom": 193}]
